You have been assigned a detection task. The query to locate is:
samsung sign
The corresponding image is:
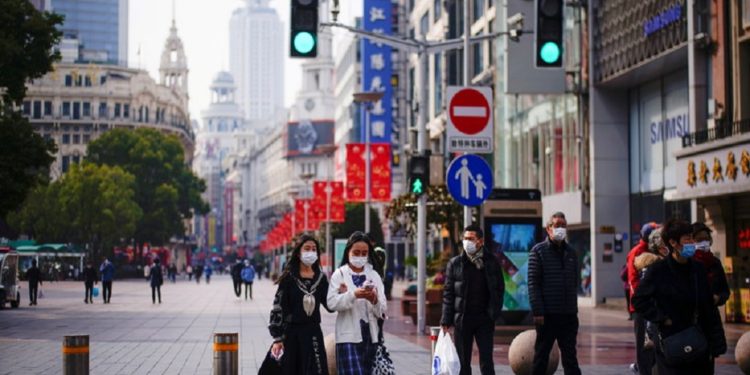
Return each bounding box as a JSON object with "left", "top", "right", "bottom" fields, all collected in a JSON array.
[
  {"left": 643, "top": 3, "right": 682, "bottom": 37},
  {"left": 650, "top": 113, "right": 689, "bottom": 144}
]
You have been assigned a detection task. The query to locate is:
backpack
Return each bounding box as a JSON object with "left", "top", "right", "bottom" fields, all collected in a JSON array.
[{"left": 241, "top": 266, "right": 255, "bottom": 282}]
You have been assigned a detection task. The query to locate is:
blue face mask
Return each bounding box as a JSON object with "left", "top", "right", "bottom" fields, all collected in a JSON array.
[{"left": 681, "top": 243, "right": 697, "bottom": 258}]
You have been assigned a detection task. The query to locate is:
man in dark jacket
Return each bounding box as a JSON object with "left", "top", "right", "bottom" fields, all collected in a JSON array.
[
  {"left": 26, "top": 259, "right": 42, "bottom": 306},
  {"left": 82, "top": 261, "right": 98, "bottom": 304},
  {"left": 99, "top": 258, "right": 115, "bottom": 304},
  {"left": 149, "top": 258, "right": 164, "bottom": 304},
  {"left": 231, "top": 259, "right": 244, "bottom": 297},
  {"left": 528, "top": 212, "right": 581, "bottom": 375},
  {"left": 441, "top": 224, "right": 505, "bottom": 375}
]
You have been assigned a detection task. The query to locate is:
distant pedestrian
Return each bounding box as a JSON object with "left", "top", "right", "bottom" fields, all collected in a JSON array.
[
  {"left": 241, "top": 260, "right": 255, "bottom": 300},
  {"left": 204, "top": 265, "right": 213, "bottom": 284},
  {"left": 26, "top": 259, "right": 42, "bottom": 306},
  {"left": 168, "top": 263, "right": 177, "bottom": 283},
  {"left": 269, "top": 235, "right": 330, "bottom": 374},
  {"left": 149, "top": 258, "right": 164, "bottom": 304},
  {"left": 632, "top": 218, "right": 727, "bottom": 374},
  {"left": 82, "top": 261, "right": 98, "bottom": 304},
  {"left": 195, "top": 264, "right": 203, "bottom": 284},
  {"left": 441, "top": 224, "right": 505, "bottom": 375},
  {"left": 187, "top": 264, "right": 193, "bottom": 281},
  {"left": 231, "top": 259, "right": 244, "bottom": 297},
  {"left": 99, "top": 258, "right": 115, "bottom": 304},
  {"left": 528, "top": 212, "right": 582, "bottom": 375},
  {"left": 256, "top": 263, "right": 263, "bottom": 281}
]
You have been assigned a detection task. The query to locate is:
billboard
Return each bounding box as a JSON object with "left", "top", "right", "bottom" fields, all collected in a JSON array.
[{"left": 285, "top": 120, "right": 335, "bottom": 158}]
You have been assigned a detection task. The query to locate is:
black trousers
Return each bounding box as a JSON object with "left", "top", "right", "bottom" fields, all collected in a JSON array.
[
  {"left": 102, "top": 281, "right": 112, "bottom": 302},
  {"left": 151, "top": 285, "right": 161, "bottom": 303},
  {"left": 244, "top": 282, "right": 253, "bottom": 299},
  {"left": 455, "top": 313, "right": 495, "bottom": 375},
  {"left": 532, "top": 314, "right": 581, "bottom": 375},
  {"left": 28, "top": 282, "right": 38, "bottom": 304},
  {"left": 84, "top": 282, "right": 94, "bottom": 302},
  {"left": 634, "top": 313, "right": 654, "bottom": 375},
  {"left": 232, "top": 278, "right": 242, "bottom": 297}
]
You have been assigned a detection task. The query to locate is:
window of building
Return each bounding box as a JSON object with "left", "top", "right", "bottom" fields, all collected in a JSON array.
[
  {"left": 73, "top": 102, "right": 80, "bottom": 119},
  {"left": 114, "top": 103, "right": 121, "bottom": 117},
  {"left": 99, "top": 102, "right": 107, "bottom": 118},
  {"left": 73, "top": 134, "right": 80, "bottom": 144},
  {"left": 474, "top": 0, "right": 485, "bottom": 21},
  {"left": 62, "top": 102, "right": 71, "bottom": 117},
  {"left": 100, "top": 76, "right": 107, "bottom": 85},
  {"left": 82, "top": 102, "right": 91, "bottom": 117},
  {"left": 44, "top": 101, "right": 52, "bottom": 116},
  {"left": 434, "top": 0, "right": 442, "bottom": 22},
  {"left": 145, "top": 107, "right": 149, "bottom": 123},
  {"left": 62, "top": 156, "right": 70, "bottom": 173},
  {"left": 33, "top": 101, "right": 42, "bottom": 119},
  {"left": 65, "top": 75, "right": 72, "bottom": 87},
  {"left": 744, "top": 0, "right": 750, "bottom": 29},
  {"left": 22, "top": 101, "right": 31, "bottom": 116},
  {"left": 62, "top": 134, "right": 70, "bottom": 144},
  {"left": 473, "top": 43, "right": 483, "bottom": 76},
  {"left": 420, "top": 12, "right": 429, "bottom": 35},
  {"left": 75, "top": 75, "right": 82, "bottom": 87},
  {"left": 84, "top": 76, "right": 92, "bottom": 87},
  {"left": 72, "top": 155, "right": 80, "bottom": 164},
  {"left": 123, "top": 104, "right": 130, "bottom": 118},
  {"left": 83, "top": 134, "right": 90, "bottom": 144},
  {"left": 43, "top": 134, "right": 52, "bottom": 141}
]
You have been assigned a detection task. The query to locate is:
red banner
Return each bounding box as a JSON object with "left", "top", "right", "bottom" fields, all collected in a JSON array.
[
  {"left": 313, "top": 180, "right": 346, "bottom": 223},
  {"left": 346, "top": 144, "right": 366, "bottom": 201},
  {"left": 370, "top": 143, "right": 391, "bottom": 202},
  {"left": 295, "top": 199, "right": 316, "bottom": 232},
  {"left": 331, "top": 181, "right": 345, "bottom": 223}
]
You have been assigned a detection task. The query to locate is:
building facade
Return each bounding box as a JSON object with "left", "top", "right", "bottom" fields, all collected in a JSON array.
[{"left": 229, "top": 0, "right": 284, "bottom": 124}]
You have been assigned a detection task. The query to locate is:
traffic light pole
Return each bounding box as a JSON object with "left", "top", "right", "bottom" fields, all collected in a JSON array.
[
  {"left": 320, "top": 20, "right": 526, "bottom": 335},
  {"left": 463, "top": 0, "right": 473, "bottom": 229}
]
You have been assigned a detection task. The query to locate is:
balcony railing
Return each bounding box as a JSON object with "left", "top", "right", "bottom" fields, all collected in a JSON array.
[{"left": 682, "top": 119, "right": 750, "bottom": 147}]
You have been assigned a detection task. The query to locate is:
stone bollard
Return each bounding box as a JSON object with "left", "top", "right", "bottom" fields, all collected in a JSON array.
[
  {"left": 508, "top": 329, "right": 559, "bottom": 375},
  {"left": 324, "top": 333, "right": 337, "bottom": 375},
  {"left": 430, "top": 326, "right": 441, "bottom": 358},
  {"left": 737, "top": 331, "right": 750, "bottom": 374},
  {"left": 62, "top": 335, "right": 89, "bottom": 375},
  {"left": 213, "top": 333, "right": 238, "bottom": 375}
]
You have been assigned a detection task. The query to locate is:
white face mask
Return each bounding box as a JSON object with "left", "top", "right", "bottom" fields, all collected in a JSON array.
[
  {"left": 300, "top": 251, "right": 318, "bottom": 266},
  {"left": 349, "top": 256, "right": 368, "bottom": 269},
  {"left": 463, "top": 240, "right": 478, "bottom": 254},
  {"left": 552, "top": 227, "right": 567, "bottom": 242}
]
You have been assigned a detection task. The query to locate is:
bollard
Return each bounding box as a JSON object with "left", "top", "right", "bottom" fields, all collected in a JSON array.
[
  {"left": 213, "top": 333, "right": 238, "bottom": 375},
  {"left": 430, "top": 326, "right": 441, "bottom": 358},
  {"left": 62, "top": 335, "right": 89, "bottom": 375}
]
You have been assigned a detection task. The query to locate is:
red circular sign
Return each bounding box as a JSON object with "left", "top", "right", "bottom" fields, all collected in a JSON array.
[{"left": 449, "top": 88, "right": 490, "bottom": 135}]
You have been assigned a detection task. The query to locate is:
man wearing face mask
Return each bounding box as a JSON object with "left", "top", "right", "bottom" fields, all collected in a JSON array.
[
  {"left": 692, "top": 222, "right": 730, "bottom": 307},
  {"left": 528, "top": 212, "right": 581, "bottom": 375},
  {"left": 632, "top": 219, "right": 726, "bottom": 374},
  {"left": 441, "top": 224, "right": 504, "bottom": 375}
]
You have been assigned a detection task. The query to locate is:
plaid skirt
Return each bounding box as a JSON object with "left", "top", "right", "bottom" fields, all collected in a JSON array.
[{"left": 335, "top": 320, "right": 377, "bottom": 375}]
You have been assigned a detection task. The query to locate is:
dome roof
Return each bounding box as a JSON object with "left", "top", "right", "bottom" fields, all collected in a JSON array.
[{"left": 213, "top": 71, "right": 235, "bottom": 85}]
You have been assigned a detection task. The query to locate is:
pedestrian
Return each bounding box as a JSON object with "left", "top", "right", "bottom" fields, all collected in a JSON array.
[
  {"left": 692, "top": 222, "right": 730, "bottom": 306},
  {"left": 269, "top": 235, "right": 330, "bottom": 374},
  {"left": 631, "top": 228, "right": 668, "bottom": 365},
  {"left": 327, "top": 231, "right": 387, "bottom": 375},
  {"left": 440, "top": 224, "right": 505, "bottom": 375},
  {"left": 204, "top": 264, "right": 213, "bottom": 284},
  {"left": 82, "top": 261, "right": 98, "bottom": 304},
  {"left": 149, "top": 258, "right": 164, "bottom": 304},
  {"left": 626, "top": 222, "right": 659, "bottom": 375},
  {"left": 195, "top": 264, "right": 203, "bottom": 284},
  {"left": 187, "top": 264, "right": 193, "bottom": 281},
  {"left": 99, "top": 258, "right": 114, "bottom": 304},
  {"left": 242, "top": 260, "right": 256, "bottom": 300},
  {"left": 256, "top": 263, "right": 264, "bottom": 281},
  {"left": 168, "top": 263, "right": 177, "bottom": 283},
  {"left": 632, "top": 218, "right": 727, "bottom": 374},
  {"left": 528, "top": 212, "right": 582, "bottom": 375},
  {"left": 26, "top": 259, "right": 42, "bottom": 306},
  {"left": 231, "top": 259, "right": 244, "bottom": 297}
]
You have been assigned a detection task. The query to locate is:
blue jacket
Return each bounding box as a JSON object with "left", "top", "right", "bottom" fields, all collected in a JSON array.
[
  {"left": 204, "top": 266, "right": 213, "bottom": 276},
  {"left": 241, "top": 266, "right": 255, "bottom": 283},
  {"left": 100, "top": 262, "right": 115, "bottom": 282}
]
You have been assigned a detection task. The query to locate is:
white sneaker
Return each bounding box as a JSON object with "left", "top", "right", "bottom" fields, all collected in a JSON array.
[{"left": 629, "top": 363, "right": 638, "bottom": 373}]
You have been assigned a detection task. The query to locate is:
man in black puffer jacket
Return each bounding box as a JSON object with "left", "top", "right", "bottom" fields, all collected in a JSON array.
[
  {"left": 528, "top": 212, "right": 581, "bottom": 375},
  {"left": 441, "top": 224, "right": 505, "bottom": 375}
]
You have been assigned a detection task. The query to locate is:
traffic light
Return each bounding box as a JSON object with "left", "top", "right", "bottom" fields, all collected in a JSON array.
[
  {"left": 408, "top": 155, "right": 430, "bottom": 196},
  {"left": 535, "top": 0, "right": 563, "bottom": 67},
  {"left": 290, "top": 0, "right": 318, "bottom": 58}
]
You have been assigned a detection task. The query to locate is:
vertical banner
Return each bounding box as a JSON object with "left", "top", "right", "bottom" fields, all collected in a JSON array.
[
  {"left": 313, "top": 180, "right": 347, "bottom": 223},
  {"left": 331, "top": 181, "right": 345, "bottom": 223},
  {"left": 346, "top": 144, "right": 366, "bottom": 201},
  {"left": 361, "top": 0, "right": 393, "bottom": 144},
  {"left": 370, "top": 143, "right": 392, "bottom": 201}
]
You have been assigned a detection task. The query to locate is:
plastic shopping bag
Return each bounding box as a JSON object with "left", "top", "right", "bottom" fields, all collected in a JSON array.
[
  {"left": 92, "top": 287, "right": 99, "bottom": 297},
  {"left": 432, "top": 329, "right": 460, "bottom": 375}
]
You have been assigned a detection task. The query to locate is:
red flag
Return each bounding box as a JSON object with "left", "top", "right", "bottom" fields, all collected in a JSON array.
[
  {"left": 331, "top": 181, "right": 345, "bottom": 223},
  {"left": 346, "top": 144, "right": 366, "bottom": 202},
  {"left": 370, "top": 143, "right": 392, "bottom": 202}
]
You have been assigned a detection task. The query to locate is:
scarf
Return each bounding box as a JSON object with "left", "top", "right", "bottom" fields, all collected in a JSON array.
[{"left": 467, "top": 248, "right": 484, "bottom": 270}]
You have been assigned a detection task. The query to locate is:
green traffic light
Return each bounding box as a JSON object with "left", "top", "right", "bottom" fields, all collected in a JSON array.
[
  {"left": 412, "top": 179, "right": 424, "bottom": 194},
  {"left": 293, "top": 32, "right": 316, "bottom": 54},
  {"left": 539, "top": 42, "right": 561, "bottom": 64}
]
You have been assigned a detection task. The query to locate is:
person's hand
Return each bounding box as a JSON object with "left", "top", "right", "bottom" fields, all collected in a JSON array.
[
  {"left": 365, "top": 290, "right": 378, "bottom": 304},
  {"left": 354, "top": 287, "right": 372, "bottom": 299},
  {"left": 271, "top": 342, "right": 284, "bottom": 358},
  {"left": 338, "top": 283, "right": 348, "bottom": 294},
  {"left": 441, "top": 325, "right": 452, "bottom": 335},
  {"left": 533, "top": 316, "right": 545, "bottom": 326}
]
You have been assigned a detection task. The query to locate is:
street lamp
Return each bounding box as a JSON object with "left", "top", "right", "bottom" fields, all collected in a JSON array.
[{"left": 353, "top": 91, "right": 384, "bottom": 235}]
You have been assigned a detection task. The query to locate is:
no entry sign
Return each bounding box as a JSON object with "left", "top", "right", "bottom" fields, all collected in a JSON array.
[{"left": 446, "top": 86, "right": 494, "bottom": 153}]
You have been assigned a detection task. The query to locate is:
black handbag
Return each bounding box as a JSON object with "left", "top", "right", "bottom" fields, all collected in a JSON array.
[
  {"left": 258, "top": 346, "right": 283, "bottom": 375},
  {"left": 658, "top": 273, "right": 708, "bottom": 366}
]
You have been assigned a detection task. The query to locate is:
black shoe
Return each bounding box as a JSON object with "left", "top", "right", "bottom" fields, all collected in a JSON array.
[
  {"left": 29, "top": 302, "right": 33, "bottom": 306},
  {"left": 84, "top": 299, "right": 88, "bottom": 304}
]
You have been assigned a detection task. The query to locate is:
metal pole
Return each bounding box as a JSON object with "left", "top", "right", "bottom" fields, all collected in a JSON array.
[
  {"left": 213, "top": 333, "right": 238, "bottom": 375},
  {"left": 62, "top": 335, "right": 89, "bottom": 375},
  {"left": 365, "top": 105, "right": 371, "bottom": 234},
  {"left": 416, "top": 41, "right": 429, "bottom": 335},
  {"left": 326, "top": 183, "right": 332, "bottom": 272},
  {"left": 462, "top": 0, "right": 473, "bottom": 228}
]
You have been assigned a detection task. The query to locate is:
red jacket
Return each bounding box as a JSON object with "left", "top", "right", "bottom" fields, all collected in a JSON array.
[{"left": 625, "top": 240, "right": 649, "bottom": 313}]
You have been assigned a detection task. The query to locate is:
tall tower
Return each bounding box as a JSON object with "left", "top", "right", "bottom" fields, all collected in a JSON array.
[
  {"left": 229, "top": 0, "right": 284, "bottom": 124},
  {"left": 159, "top": 19, "right": 189, "bottom": 107}
]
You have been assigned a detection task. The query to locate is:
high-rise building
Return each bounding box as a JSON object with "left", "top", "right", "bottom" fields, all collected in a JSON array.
[
  {"left": 49, "top": 0, "right": 128, "bottom": 65},
  {"left": 229, "top": 0, "right": 284, "bottom": 124}
]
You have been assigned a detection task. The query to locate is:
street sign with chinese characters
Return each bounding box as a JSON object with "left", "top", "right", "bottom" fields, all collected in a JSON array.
[
  {"left": 361, "top": 0, "right": 393, "bottom": 144},
  {"left": 446, "top": 86, "right": 494, "bottom": 153},
  {"left": 674, "top": 141, "right": 750, "bottom": 200}
]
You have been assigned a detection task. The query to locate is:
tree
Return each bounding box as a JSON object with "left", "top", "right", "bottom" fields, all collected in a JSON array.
[
  {"left": 0, "top": 0, "right": 62, "bottom": 221},
  {"left": 86, "top": 128, "right": 208, "bottom": 246},
  {"left": 330, "top": 203, "right": 384, "bottom": 249}
]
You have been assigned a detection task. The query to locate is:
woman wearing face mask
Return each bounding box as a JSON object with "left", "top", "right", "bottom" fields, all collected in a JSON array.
[
  {"left": 268, "top": 235, "right": 330, "bottom": 375},
  {"left": 632, "top": 219, "right": 727, "bottom": 374},
  {"left": 327, "top": 231, "right": 387, "bottom": 375},
  {"left": 692, "top": 222, "right": 730, "bottom": 307}
]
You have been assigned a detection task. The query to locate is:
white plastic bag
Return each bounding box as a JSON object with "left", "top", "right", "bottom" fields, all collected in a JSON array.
[{"left": 432, "top": 330, "right": 460, "bottom": 375}]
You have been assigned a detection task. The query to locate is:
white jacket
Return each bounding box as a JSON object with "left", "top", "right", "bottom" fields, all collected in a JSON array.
[{"left": 327, "top": 264, "right": 387, "bottom": 344}]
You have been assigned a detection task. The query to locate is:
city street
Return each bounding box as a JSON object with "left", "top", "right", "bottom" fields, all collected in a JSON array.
[{"left": 0, "top": 275, "right": 743, "bottom": 374}]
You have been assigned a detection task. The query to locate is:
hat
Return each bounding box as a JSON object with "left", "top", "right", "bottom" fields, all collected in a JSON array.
[{"left": 640, "top": 222, "right": 659, "bottom": 240}]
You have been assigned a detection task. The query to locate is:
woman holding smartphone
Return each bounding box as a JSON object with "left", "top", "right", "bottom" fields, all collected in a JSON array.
[
  {"left": 327, "top": 232, "right": 387, "bottom": 375},
  {"left": 268, "top": 235, "right": 330, "bottom": 374}
]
